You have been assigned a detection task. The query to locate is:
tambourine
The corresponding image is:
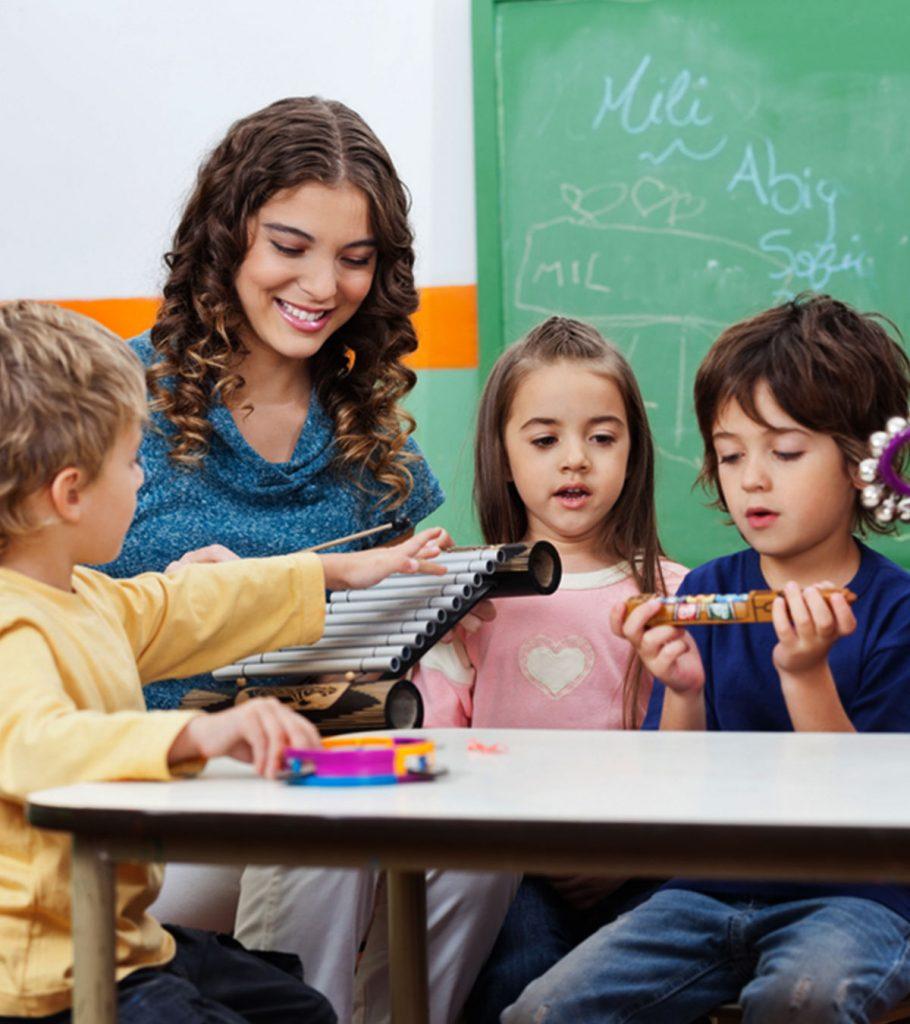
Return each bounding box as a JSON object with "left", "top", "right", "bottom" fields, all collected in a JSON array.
[
  {"left": 859, "top": 413, "right": 910, "bottom": 524},
  {"left": 282, "top": 735, "right": 441, "bottom": 786}
]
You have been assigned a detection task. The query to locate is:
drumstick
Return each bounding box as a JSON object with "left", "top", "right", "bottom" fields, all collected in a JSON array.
[
  {"left": 306, "top": 516, "right": 411, "bottom": 553},
  {"left": 626, "top": 588, "right": 857, "bottom": 626}
]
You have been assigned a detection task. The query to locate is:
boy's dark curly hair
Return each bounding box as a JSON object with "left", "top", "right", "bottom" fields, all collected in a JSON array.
[{"left": 695, "top": 293, "right": 910, "bottom": 534}]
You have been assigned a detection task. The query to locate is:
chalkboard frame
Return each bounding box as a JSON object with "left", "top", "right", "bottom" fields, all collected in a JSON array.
[{"left": 471, "top": 0, "right": 508, "bottom": 382}]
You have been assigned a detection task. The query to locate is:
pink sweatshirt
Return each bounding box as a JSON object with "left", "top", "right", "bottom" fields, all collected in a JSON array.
[{"left": 413, "top": 559, "right": 687, "bottom": 729}]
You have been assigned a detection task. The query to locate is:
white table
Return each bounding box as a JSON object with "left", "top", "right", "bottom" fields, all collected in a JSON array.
[{"left": 27, "top": 728, "right": 910, "bottom": 1024}]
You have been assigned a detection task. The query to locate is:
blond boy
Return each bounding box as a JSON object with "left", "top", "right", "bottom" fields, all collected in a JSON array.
[{"left": 0, "top": 301, "right": 443, "bottom": 1023}]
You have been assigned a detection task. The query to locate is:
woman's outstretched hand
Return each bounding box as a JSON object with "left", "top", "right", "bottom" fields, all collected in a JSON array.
[{"left": 164, "top": 530, "right": 452, "bottom": 591}]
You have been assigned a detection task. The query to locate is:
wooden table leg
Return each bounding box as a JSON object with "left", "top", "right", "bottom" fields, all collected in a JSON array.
[
  {"left": 72, "top": 835, "right": 116, "bottom": 1024},
  {"left": 387, "top": 869, "right": 429, "bottom": 1024}
]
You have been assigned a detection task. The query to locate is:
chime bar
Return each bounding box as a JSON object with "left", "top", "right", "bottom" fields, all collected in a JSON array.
[
  {"left": 256, "top": 643, "right": 412, "bottom": 663},
  {"left": 329, "top": 582, "right": 474, "bottom": 603},
  {"left": 216, "top": 656, "right": 402, "bottom": 678},
  {"left": 324, "top": 595, "right": 463, "bottom": 614},
  {"left": 317, "top": 622, "right": 436, "bottom": 641},
  {"left": 212, "top": 541, "right": 561, "bottom": 685},
  {"left": 324, "top": 605, "right": 447, "bottom": 625},
  {"left": 418, "top": 556, "right": 498, "bottom": 574},
  {"left": 379, "top": 571, "right": 485, "bottom": 588},
  {"left": 284, "top": 630, "right": 429, "bottom": 650},
  {"left": 434, "top": 545, "right": 514, "bottom": 563}
]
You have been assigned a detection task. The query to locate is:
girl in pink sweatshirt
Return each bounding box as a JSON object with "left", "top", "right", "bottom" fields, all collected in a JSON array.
[{"left": 413, "top": 315, "right": 685, "bottom": 1023}]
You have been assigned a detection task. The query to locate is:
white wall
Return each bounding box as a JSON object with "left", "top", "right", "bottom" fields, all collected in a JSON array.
[{"left": 0, "top": 0, "right": 476, "bottom": 299}]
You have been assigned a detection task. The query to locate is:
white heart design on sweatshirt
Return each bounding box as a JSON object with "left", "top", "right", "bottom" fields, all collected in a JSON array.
[{"left": 519, "top": 635, "right": 594, "bottom": 698}]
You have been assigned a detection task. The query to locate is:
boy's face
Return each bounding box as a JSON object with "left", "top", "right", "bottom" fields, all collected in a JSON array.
[
  {"left": 75, "top": 423, "right": 145, "bottom": 565},
  {"left": 712, "top": 382, "right": 860, "bottom": 568}
]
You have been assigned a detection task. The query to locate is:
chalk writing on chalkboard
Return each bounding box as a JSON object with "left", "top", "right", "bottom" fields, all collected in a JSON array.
[{"left": 516, "top": 52, "right": 870, "bottom": 334}]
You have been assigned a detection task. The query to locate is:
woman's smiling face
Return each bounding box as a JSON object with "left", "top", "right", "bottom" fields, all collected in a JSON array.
[{"left": 234, "top": 180, "right": 377, "bottom": 364}]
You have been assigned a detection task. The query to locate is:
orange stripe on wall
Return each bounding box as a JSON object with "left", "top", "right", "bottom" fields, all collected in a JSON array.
[
  {"left": 53, "top": 285, "right": 478, "bottom": 370},
  {"left": 410, "top": 284, "right": 477, "bottom": 370},
  {"left": 55, "top": 298, "right": 163, "bottom": 342}
]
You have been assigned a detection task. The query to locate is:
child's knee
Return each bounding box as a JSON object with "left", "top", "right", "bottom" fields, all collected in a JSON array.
[
  {"left": 741, "top": 970, "right": 862, "bottom": 1024},
  {"left": 501, "top": 990, "right": 560, "bottom": 1024}
]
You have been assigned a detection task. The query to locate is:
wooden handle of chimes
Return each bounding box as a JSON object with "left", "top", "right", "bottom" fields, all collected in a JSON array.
[{"left": 235, "top": 678, "right": 424, "bottom": 735}]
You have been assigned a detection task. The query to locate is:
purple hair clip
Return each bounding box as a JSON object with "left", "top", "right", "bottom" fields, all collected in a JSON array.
[{"left": 859, "top": 413, "right": 910, "bottom": 524}]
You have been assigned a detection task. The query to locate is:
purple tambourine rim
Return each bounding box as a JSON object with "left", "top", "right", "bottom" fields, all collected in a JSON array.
[
  {"left": 285, "top": 748, "right": 394, "bottom": 776},
  {"left": 879, "top": 427, "right": 910, "bottom": 498}
]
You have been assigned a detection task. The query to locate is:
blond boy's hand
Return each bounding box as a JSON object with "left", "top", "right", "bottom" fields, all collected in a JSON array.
[
  {"left": 168, "top": 698, "right": 321, "bottom": 779},
  {"left": 319, "top": 527, "right": 451, "bottom": 591},
  {"left": 610, "top": 597, "right": 706, "bottom": 694},
  {"left": 771, "top": 581, "right": 856, "bottom": 677}
]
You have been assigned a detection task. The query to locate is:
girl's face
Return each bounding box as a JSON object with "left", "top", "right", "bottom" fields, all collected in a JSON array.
[
  {"left": 503, "top": 361, "right": 631, "bottom": 559},
  {"left": 234, "top": 181, "right": 377, "bottom": 365}
]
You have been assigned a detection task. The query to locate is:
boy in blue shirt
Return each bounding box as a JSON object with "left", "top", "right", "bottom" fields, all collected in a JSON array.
[{"left": 504, "top": 294, "right": 910, "bottom": 1024}]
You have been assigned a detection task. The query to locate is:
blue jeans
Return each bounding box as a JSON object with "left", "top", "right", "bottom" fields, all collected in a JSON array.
[
  {"left": 464, "top": 876, "right": 658, "bottom": 1024},
  {"left": 0, "top": 926, "right": 336, "bottom": 1024},
  {"left": 502, "top": 889, "right": 910, "bottom": 1024}
]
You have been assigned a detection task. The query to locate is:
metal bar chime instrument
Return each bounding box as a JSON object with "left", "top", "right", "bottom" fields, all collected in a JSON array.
[{"left": 205, "top": 541, "right": 562, "bottom": 734}]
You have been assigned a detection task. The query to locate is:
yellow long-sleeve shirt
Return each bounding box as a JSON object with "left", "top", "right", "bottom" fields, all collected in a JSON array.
[{"left": 0, "top": 553, "right": 325, "bottom": 1017}]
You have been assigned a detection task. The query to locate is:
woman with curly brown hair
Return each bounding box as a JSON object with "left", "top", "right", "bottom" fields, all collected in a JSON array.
[
  {"left": 105, "top": 96, "right": 444, "bottom": 712},
  {"left": 106, "top": 97, "right": 512, "bottom": 1024}
]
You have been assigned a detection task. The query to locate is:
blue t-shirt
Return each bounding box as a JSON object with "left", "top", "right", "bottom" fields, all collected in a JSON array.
[
  {"left": 103, "top": 332, "right": 445, "bottom": 709},
  {"left": 643, "top": 541, "right": 910, "bottom": 921}
]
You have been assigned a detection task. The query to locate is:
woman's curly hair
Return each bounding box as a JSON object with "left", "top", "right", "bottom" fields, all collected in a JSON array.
[{"left": 148, "top": 96, "right": 419, "bottom": 507}]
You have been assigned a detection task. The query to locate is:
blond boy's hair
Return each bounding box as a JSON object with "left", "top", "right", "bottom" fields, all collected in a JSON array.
[{"left": 0, "top": 301, "right": 147, "bottom": 552}]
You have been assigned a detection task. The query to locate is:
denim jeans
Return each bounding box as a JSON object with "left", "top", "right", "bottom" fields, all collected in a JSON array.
[
  {"left": 0, "top": 925, "right": 336, "bottom": 1024},
  {"left": 502, "top": 889, "right": 910, "bottom": 1024},
  {"left": 464, "top": 876, "right": 658, "bottom": 1024}
]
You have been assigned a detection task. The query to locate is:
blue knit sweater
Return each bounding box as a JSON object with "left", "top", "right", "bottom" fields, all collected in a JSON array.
[{"left": 102, "top": 332, "right": 445, "bottom": 709}]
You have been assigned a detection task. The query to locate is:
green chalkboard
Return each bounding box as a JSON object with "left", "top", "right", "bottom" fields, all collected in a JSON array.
[{"left": 473, "top": 0, "right": 910, "bottom": 569}]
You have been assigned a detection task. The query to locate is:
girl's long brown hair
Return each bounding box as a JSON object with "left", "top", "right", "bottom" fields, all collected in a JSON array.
[
  {"left": 474, "top": 316, "right": 669, "bottom": 726},
  {"left": 148, "top": 96, "right": 419, "bottom": 506}
]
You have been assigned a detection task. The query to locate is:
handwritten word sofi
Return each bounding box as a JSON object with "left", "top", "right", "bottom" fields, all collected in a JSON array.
[{"left": 727, "top": 137, "right": 868, "bottom": 291}]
